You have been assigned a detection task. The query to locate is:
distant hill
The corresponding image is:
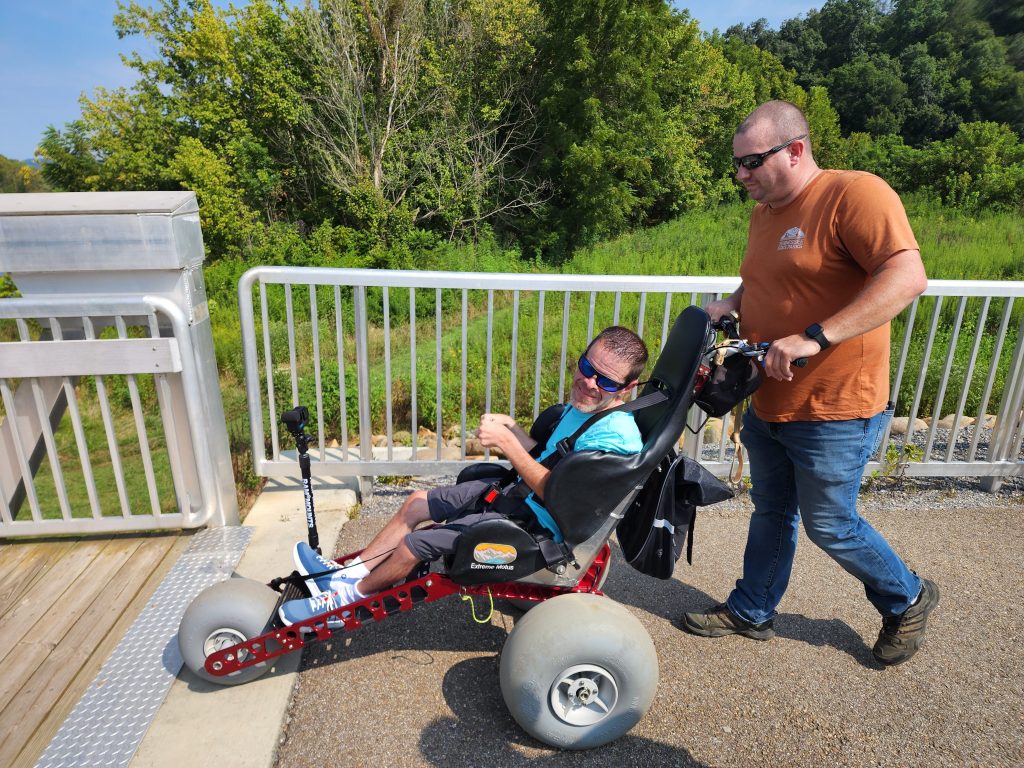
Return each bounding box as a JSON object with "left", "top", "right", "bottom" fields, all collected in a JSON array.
[{"left": 0, "top": 154, "right": 49, "bottom": 192}]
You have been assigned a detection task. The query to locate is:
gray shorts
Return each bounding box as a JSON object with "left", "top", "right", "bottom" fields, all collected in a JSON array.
[{"left": 404, "top": 480, "right": 507, "bottom": 561}]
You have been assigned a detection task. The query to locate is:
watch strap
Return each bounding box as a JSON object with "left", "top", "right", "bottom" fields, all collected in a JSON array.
[{"left": 805, "top": 323, "right": 830, "bottom": 349}]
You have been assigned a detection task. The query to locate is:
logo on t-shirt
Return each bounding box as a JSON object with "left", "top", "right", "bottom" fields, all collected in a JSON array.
[{"left": 777, "top": 226, "right": 806, "bottom": 250}]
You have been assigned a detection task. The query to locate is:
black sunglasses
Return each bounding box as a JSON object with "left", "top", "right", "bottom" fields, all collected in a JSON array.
[
  {"left": 577, "top": 354, "right": 627, "bottom": 392},
  {"left": 732, "top": 134, "right": 807, "bottom": 171}
]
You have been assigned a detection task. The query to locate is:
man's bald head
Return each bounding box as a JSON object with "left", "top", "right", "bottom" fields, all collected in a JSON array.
[{"left": 736, "top": 101, "right": 812, "bottom": 154}]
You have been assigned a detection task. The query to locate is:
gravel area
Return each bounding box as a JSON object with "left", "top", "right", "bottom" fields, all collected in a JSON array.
[{"left": 276, "top": 452, "right": 1023, "bottom": 767}]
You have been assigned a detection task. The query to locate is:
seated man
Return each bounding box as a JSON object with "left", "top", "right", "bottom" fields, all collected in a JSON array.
[{"left": 278, "top": 326, "right": 649, "bottom": 627}]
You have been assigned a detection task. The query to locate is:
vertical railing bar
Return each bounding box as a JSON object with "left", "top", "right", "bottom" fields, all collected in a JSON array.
[
  {"left": 50, "top": 317, "right": 102, "bottom": 519},
  {"left": 905, "top": 296, "right": 943, "bottom": 449},
  {"left": 410, "top": 287, "right": 418, "bottom": 460},
  {"left": 510, "top": 290, "right": 520, "bottom": 418},
  {"left": 148, "top": 313, "right": 186, "bottom": 518},
  {"left": 383, "top": 286, "right": 393, "bottom": 461},
  {"left": 0, "top": 378, "right": 43, "bottom": 522},
  {"left": 334, "top": 286, "right": 350, "bottom": 458},
  {"left": 0, "top": 430, "right": 11, "bottom": 523},
  {"left": 533, "top": 291, "right": 545, "bottom": 421},
  {"left": 881, "top": 298, "right": 920, "bottom": 453},
  {"left": 436, "top": 288, "right": 443, "bottom": 461},
  {"left": 485, "top": 290, "right": 494, "bottom": 414},
  {"left": 260, "top": 281, "right": 280, "bottom": 461},
  {"left": 558, "top": 292, "right": 570, "bottom": 404},
  {"left": 987, "top": 307, "right": 1024, "bottom": 464},
  {"left": 17, "top": 318, "right": 73, "bottom": 521},
  {"left": 114, "top": 315, "right": 161, "bottom": 517},
  {"left": 946, "top": 297, "right": 990, "bottom": 463},
  {"left": 661, "top": 293, "right": 672, "bottom": 352},
  {"left": 612, "top": 292, "right": 621, "bottom": 326},
  {"left": 285, "top": 284, "right": 299, "bottom": 408},
  {"left": 461, "top": 290, "right": 468, "bottom": 459},
  {"left": 969, "top": 297, "right": 1013, "bottom": 462},
  {"left": 586, "top": 292, "right": 596, "bottom": 344},
  {"left": 485, "top": 290, "right": 494, "bottom": 459},
  {"left": 352, "top": 287, "right": 373, "bottom": 477},
  {"left": 84, "top": 317, "right": 132, "bottom": 518},
  {"left": 717, "top": 409, "right": 729, "bottom": 463},
  {"left": 309, "top": 285, "right": 325, "bottom": 460},
  {"left": 922, "top": 296, "right": 967, "bottom": 461},
  {"left": 637, "top": 292, "right": 647, "bottom": 339}
]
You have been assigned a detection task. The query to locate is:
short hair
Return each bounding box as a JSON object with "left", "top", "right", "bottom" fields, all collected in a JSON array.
[
  {"left": 587, "top": 326, "right": 649, "bottom": 382},
  {"left": 736, "top": 100, "right": 813, "bottom": 154}
]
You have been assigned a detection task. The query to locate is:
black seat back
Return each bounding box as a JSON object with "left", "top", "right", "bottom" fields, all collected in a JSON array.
[{"left": 541, "top": 305, "right": 711, "bottom": 546}]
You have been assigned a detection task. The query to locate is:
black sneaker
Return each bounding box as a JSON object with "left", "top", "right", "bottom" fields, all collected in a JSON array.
[
  {"left": 680, "top": 603, "right": 775, "bottom": 641},
  {"left": 873, "top": 578, "right": 940, "bottom": 666}
]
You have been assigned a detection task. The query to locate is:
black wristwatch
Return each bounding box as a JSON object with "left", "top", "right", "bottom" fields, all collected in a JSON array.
[{"left": 805, "top": 323, "right": 831, "bottom": 350}]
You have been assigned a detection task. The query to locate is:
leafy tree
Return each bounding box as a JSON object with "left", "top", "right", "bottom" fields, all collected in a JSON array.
[
  {"left": 534, "top": 0, "right": 736, "bottom": 254},
  {"left": 728, "top": 0, "right": 1024, "bottom": 145},
  {"left": 919, "top": 121, "right": 1024, "bottom": 210},
  {"left": 827, "top": 53, "right": 909, "bottom": 135},
  {"left": 38, "top": 0, "right": 307, "bottom": 258},
  {"left": 0, "top": 155, "right": 50, "bottom": 193}
]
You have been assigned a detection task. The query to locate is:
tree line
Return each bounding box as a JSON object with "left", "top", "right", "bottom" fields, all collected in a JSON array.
[{"left": 34, "top": 0, "right": 1024, "bottom": 268}]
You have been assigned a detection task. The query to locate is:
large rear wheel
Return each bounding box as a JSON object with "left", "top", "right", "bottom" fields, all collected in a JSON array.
[
  {"left": 499, "top": 592, "right": 658, "bottom": 749},
  {"left": 177, "top": 577, "right": 280, "bottom": 686}
]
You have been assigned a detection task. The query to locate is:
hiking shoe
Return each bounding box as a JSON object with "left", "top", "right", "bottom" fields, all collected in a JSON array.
[
  {"left": 680, "top": 603, "right": 775, "bottom": 640},
  {"left": 293, "top": 541, "right": 345, "bottom": 595},
  {"left": 873, "top": 577, "right": 939, "bottom": 666},
  {"left": 278, "top": 581, "right": 363, "bottom": 630}
]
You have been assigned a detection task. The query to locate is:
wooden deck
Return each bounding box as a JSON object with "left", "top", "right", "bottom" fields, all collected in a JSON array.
[{"left": 0, "top": 532, "right": 189, "bottom": 768}]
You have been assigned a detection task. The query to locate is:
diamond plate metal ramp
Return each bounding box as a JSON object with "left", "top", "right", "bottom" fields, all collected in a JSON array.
[{"left": 35, "top": 526, "right": 253, "bottom": 768}]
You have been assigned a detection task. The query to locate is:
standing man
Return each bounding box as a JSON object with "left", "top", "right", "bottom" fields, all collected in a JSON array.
[{"left": 681, "top": 100, "right": 938, "bottom": 666}]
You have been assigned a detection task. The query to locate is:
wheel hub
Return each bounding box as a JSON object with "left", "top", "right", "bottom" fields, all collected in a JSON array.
[
  {"left": 549, "top": 663, "right": 619, "bottom": 726},
  {"left": 203, "top": 628, "right": 251, "bottom": 672}
]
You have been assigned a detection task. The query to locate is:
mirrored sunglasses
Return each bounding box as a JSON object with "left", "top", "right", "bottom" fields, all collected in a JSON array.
[{"left": 577, "top": 354, "right": 627, "bottom": 392}]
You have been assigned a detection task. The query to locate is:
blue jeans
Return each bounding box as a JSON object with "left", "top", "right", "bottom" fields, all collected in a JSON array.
[{"left": 727, "top": 406, "right": 921, "bottom": 625}]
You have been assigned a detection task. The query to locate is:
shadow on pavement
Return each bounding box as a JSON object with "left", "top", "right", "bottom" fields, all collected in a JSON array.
[
  {"left": 297, "top": 592, "right": 509, "bottom": 670},
  {"left": 601, "top": 540, "right": 877, "bottom": 668},
  {"left": 418, "top": 655, "right": 710, "bottom": 767}
]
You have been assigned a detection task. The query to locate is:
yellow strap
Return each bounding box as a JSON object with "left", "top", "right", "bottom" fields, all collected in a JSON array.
[{"left": 461, "top": 588, "right": 495, "bottom": 624}]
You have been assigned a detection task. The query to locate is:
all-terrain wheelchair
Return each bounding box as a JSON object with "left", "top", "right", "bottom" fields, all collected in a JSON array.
[{"left": 178, "top": 305, "right": 716, "bottom": 749}]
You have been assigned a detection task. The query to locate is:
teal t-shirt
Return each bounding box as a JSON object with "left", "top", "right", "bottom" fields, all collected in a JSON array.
[{"left": 523, "top": 406, "right": 643, "bottom": 541}]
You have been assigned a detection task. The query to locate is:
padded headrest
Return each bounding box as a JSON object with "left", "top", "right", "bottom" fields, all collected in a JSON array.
[
  {"left": 633, "top": 305, "right": 711, "bottom": 453},
  {"left": 541, "top": 306, "right": 711, "bottom": 545}
]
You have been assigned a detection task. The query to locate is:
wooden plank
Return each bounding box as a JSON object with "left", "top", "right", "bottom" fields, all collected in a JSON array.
[
  {"left": 0, "top": 541, "right": 38, "bottom": 586},
  {"left": 3, "top": 533, "right": 186, "bottom": 768},
  {"left": 0, "top": 538, "right": 142, "bottom": 714},
  {"left": 0, "top": 338, "right": 182, "bottom": 377},
  {"left": 0, "top": 539, "right": 106, "bottom": 664},
  {"left": 0, "top": 541, "right": 76, "bottom": 619}
]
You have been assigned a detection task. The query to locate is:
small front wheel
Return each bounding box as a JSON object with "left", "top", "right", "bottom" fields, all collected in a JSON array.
[
  {"left": 177, "top": 577, "right": 280, "bottom": 686},
  {"left": 499, "top": 592, "right": 658, "bottom": 749}
]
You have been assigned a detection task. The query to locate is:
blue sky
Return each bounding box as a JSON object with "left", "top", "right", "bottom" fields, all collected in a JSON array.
[{"left": 0, "top": 1, "right": 820, "bottom": 161}]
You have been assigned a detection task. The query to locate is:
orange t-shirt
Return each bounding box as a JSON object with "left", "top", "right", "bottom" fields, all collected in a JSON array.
[{"left": 739, "top": 170, "right": 919, "bottom": 422}]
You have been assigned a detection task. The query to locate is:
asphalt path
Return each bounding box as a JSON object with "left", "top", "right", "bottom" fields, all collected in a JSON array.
[{"left": 276, "top": 487, "right": 1024, "bottom": 768}]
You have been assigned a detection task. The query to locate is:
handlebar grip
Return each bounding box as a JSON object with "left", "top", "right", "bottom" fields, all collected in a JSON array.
[{"left": 793, "top": 357, "right": 808, "bottom": 368}]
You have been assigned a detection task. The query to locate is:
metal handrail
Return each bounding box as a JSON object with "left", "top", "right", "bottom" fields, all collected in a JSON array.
[
  {"left": 0, "top": 296, "right": 218, "bottom": 536},
  {"left": 238, "top": 267, "right": 1024, "bottom": 490}
]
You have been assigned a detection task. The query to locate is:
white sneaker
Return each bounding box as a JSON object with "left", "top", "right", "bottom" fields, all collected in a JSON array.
[{"left": 278, "top": 580, "right": 365, "bottom": 629}]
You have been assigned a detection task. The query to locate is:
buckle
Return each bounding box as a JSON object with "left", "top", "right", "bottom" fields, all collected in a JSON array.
[{"left": 482, "top": 486, "right": 500, "bottom": 504}]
